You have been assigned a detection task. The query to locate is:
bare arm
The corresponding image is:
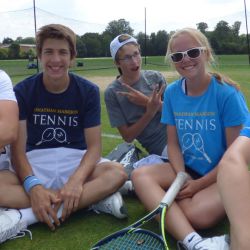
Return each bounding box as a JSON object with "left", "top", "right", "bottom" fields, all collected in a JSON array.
[
  {"left": 195, "top": 125, "right": 243, "bottom": 188},
  {"left": 11, "top": 120, "right": 60, "bottom": 230},
  {"left": 178, "top": 125, "right": 243, "bottom": 199},
  {"left": 59, "top": 125, "right": 102, "bottom": 220},
  {"left": 0, "top": 100, "right": 18, "bottom": 147},
  {"left": 167, "top": 125, "right": 185, "bottom": 173}
]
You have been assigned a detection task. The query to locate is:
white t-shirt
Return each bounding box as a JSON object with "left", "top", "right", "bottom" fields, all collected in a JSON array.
[
  {"left": 0, "top": 70, "right": 16, "bottom": 170},
  {"left": 0, "top": 70, "right": 16, "bottom": 101}
]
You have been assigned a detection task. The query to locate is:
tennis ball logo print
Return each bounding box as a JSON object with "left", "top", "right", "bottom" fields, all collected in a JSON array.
[{"left": 36, "top": 127, "right": 69, "bottom": 145}]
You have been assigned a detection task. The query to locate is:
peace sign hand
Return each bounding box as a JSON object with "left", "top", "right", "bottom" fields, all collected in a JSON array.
[
  {"left": 146, "top": 84, "right": 165, "bottom": 117},
  {"left": 117, "top": 83, "right": 149, "bottom": 107}
]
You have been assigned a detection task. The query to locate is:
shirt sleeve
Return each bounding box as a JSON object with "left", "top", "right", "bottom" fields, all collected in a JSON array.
[
  {"left": 161, "top": 84, "right": 175, "bottom": 125},
  {"left": 0, "top": 70, "right": 16, "bottom": 102},
  {"left": 221, "top": 90, "right": 249, "bottom": 127},
  {"left": 104, "top": 87, "right": 127, "bottom": 127},
  {"left": 240, "top": 114, "right": 250, "bottom": 138}
]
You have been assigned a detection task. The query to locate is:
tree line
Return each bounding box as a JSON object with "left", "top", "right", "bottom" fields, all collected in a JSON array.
[{"left": 0, "top": 19, "right": 249, "bottom": 59}]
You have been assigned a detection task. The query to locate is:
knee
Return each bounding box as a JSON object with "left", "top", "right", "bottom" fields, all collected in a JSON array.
[
  {"left": 131, "top": 167, "right": 146, "bottom": 185},
  {"left": 0, "top": 183, "right": 9, "bottom": 205},
  {"left": 184, "top": 205, "right": 224, "bottom": 229},
  {"left": 107, "top": 162, "right": 128, "bottom": 184}
]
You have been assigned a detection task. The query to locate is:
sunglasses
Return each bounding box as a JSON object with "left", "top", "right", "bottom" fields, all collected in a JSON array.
[{"left": 169, "top": 47, "right": 206, "bottom": 63}]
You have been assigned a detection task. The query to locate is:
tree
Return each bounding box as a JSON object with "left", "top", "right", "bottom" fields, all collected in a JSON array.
[
  {"left": 2, "top": 37, "right": 13, "bottom": 44},
  {"left": 104, "top": 19, "right": 134, "bottom": 39},
  {"left": 155, "top": 30, "right": 169, "bottom": 55},
  {"left": 82, "top": 33, "right": 102, "bottom": 57},
  {"left": 196, "top": 22, "right": 208, "bottom": 34},
  {"left": 136, "top": 32, "right": 148, "bottom": 56},
  {"left": 0, "top": 48, "right": 8, "bottom": 59},
  {"left": 100, "top": 33, "right": 112, "bottom": 57},
  {"left": 76, "top": 35, "right": 87, "bottom": 58},
  {"left": 232, "top": 21, "right": 241, "bottom": 38},
  {"left": 19, "top": 37, "right": 36, "bottom": 44},
  {"left": 8, "top": 43, "right": 20, "bottom": 59}
]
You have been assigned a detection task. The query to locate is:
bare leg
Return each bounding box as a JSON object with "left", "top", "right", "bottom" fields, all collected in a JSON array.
[
  {"left": 0, "top": 170, "right": 30, "bottom": 208},
  {"left": 76, "top": 161, "right": 127, "bottom": 208},
  {"left": 218, "top": 142, "right": 250, "bottom": 250},
  {"left": 131, "top": 163, "right": 196, "bottom": 241},
  {"left": 178, "top": 183, "right": 225, "bottom": 229}
]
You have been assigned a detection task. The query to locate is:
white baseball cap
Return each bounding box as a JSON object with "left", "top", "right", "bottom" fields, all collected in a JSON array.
[{"left": 110, "top": 34, "right": 138, "bottom": 60}]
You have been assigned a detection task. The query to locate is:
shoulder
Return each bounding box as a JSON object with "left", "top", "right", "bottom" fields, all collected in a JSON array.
[
  {"left": 142, "top": 70, "right": 166, "bottom": 82},
  {"left": 105, "top": 78, "right": 120, "bottom": 96},
  {"left": 70, "top": 73, "right": 99, "bottom": 91},
  {"left": 70, "top": 73, "right": 99, "bottom": 97},
  {"left": 211, "top": 76, "right": 239, "bottom": 94},
  {"left": 211, "top": 76, "right": 247, "bottom": 104},
  {"left": 0, "top": 70, "right": 13, "bottom": 92},
  {"left": 166, "top": 78, "right": 181, "bottom": 92},
  {"left": 0, "top": 70, "right": 16, "bottom": 101},
  {"left": 14, "top": 73, "right": 41, "bottom": 91},
  {"left": 0, "top": 70, "right": 11, "bottom": 85}
]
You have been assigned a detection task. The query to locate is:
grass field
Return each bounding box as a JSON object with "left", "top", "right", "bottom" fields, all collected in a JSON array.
[{"left": 1, "top": 55, "right": 250, "bottom": 250}]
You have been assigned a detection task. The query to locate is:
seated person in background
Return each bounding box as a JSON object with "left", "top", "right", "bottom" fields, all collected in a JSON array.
[
  {"left": 0, "top": 24, "right": 127, "bottom": 244},
  {"left": 217, "top": 114, "right": 250, "bottom": 250},
  {"left": 105, "top": 34, "right": 168, "bottom": 159},
  {"left": 132, "top": 27, "right": 249, "bottom": 250}
]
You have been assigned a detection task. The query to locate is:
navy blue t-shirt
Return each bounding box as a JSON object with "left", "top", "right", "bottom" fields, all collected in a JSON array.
[{"left": 14, "top": 73, "right": 100, "bottom": 152}]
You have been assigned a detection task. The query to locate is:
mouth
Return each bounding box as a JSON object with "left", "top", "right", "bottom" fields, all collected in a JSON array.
[{"left": 131, "top": 66, "right": 140, "bottom": 71}]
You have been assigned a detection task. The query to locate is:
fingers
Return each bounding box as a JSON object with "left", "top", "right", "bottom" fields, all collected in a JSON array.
[
  {"left": 121, "top": 83, "right": 137, "bottom": 92},
  {"left": 34, "top": 203, "right": 60, "bottom": 231}
]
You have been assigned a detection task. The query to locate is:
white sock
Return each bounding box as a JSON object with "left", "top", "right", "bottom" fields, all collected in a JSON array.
[
  {"left": 20, "top": 208, "right": 38, "bottom": 226},
  {"left": 20, "top": 205, "right": 63, "bottom": 226},
  {"left": 183, "top": 232, "right": 202, "bottom": 249}
]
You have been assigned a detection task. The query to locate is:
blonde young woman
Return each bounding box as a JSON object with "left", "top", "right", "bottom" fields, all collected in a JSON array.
[{"left": 131, "top": 27, "right": 249, "bottom": 250}]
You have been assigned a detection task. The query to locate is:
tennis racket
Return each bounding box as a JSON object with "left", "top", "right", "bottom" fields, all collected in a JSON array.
[{"left": 91, "top": 171, "right": 189, "bottom": 250}]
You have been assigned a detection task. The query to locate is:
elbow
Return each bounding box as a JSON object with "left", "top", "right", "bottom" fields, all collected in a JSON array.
[
  {"left": 1, "top": 129, "right": 18, "bottom": 145},
  {"left": 122, "top": 135, "right": 134, "bottom": 143}
]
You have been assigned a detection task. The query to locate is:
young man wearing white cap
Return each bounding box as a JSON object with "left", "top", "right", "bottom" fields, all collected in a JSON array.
[{"left": 105, "top": 34, "right": 167, "bottom": 159}]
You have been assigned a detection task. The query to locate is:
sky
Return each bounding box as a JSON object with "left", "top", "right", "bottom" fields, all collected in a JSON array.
[{"left": 0, "top": 0, "right": 249, "bottom": 41}]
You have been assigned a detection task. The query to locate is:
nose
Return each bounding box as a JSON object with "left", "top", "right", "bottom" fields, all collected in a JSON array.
[{"left": 51, "top": 52, "right": 61, "bottom": 62}]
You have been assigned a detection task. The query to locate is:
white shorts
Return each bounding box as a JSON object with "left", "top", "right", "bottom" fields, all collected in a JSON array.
[
  {"left": 161, "top": 145, "right": 168, "bottom": 158},
  {"left": 0, "top": 146, "right": 12, "bottom": 171},
  {"left": 23, "top": 147, "right": 109, "bottom": 190}
]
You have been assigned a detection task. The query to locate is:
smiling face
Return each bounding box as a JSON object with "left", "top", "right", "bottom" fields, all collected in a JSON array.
[
  {"left": 39, "top": 38, "right": 73, "bottom": 84},
  {"left": 116, "top": 43, "right": 141, "bottom": 78},
  {"left": 170, "top": 33, "right": 208, "bottom": 81}
]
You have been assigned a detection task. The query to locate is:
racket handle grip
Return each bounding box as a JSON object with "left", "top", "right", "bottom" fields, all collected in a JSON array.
[{"left": 161, "top": 171, "right": 189, "bottom": 207}]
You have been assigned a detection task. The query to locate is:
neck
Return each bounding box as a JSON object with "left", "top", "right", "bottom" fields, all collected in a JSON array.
[
  {"left": 43, "top": 74, "right": 70, "bottom": 94},
  {"left": 185, "top": 73, "right": 211, "bottom": 96},
  {"left": 119, "top": 73, "right": 140, "bottom": 86}
]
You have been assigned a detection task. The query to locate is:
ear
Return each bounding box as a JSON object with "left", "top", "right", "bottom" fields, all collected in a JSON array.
[{"left": 114, "top": 60, "right": 120, "bottom": 67}]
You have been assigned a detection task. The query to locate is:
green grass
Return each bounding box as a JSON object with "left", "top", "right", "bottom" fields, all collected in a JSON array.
[{"left": 1, "top": 55, "right": 250, "bottom": 250}]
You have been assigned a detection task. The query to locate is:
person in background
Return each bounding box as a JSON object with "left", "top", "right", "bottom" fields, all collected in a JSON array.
[
  {"left": 131, "top": 27, "right": 249, "bottom": 250},
  {"left": 217, "top": 114, "right": 250, "bottom": 250},
  {"left": 0, "top": 24, "right": 127, "bottom": 244}
]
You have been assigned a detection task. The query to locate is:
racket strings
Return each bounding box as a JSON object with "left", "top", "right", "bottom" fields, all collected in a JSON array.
[{"left": 97, "top": 231, "right": 164, "bottom": 249}]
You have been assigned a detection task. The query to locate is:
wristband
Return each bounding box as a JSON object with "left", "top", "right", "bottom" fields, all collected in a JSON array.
[{"left": 23, "top": 175, "right": 42, "bottom": 193}]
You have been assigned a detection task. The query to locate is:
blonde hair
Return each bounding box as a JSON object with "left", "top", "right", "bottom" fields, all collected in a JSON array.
[{"left": 166, "top": 27, "right": 239, "bottom": 89}]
